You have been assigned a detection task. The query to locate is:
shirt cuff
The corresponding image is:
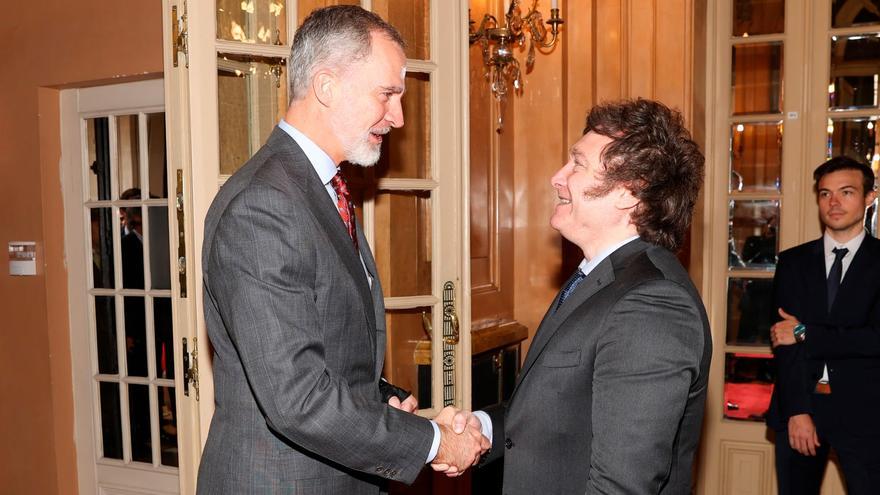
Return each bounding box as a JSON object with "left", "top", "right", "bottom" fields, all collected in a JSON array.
[
  {"left": 426, "top": 420, "right": 441, "bottom": 463},
  {"left": 473, "top": 410, "right": 493, "bottom": 444}
]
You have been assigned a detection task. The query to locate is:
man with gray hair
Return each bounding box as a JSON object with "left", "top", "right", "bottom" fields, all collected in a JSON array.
[{"left": 196, "top": 6, "right": 488, "bottom": 494}]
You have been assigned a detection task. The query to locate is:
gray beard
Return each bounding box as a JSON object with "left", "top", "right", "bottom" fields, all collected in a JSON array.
[{"left": 343, "top": 137, "right": 382, "bottom": 166}]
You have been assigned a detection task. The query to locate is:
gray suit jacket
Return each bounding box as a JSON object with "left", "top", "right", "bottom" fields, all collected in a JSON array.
[
  {"left": 196, "top": 128, "right": 433, "bottom": 494},
  {"left": 490, "top": 239, "right": 711, "bottom": 494}
]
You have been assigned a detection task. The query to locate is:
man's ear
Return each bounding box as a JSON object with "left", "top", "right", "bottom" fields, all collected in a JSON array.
[
  {"left": 614, "top": 185, "right": 639, "bottom": 211},
  {"left": 866, "top": 188, "right": 878, "bottom": 208},
  {"left": 312, "top": 70, "right": 337, "bottom": 108}
]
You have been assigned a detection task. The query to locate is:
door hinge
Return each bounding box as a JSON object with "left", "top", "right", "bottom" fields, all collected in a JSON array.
[
  {"left": 171, "top": 2, "right": 189, "bottom": 68},
  {"left": 176, "top": 169, "right": 187, "bottom": 297},
  {"left": 183, "top": 337, "right": 200, "bottom": 401}
]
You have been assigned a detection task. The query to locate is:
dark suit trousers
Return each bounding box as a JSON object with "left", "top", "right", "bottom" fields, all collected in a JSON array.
[{"left": 775, "top": 395, "right": 880, "bottom": 495}]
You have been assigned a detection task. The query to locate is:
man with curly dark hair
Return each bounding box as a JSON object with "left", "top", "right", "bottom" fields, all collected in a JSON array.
[{"left": 453, "top": 99, "right": 712, "bottom": 494}]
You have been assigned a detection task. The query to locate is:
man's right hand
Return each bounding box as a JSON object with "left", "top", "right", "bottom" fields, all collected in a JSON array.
[
  {"left": 431, "top": 407, "right": 489, "bottom": 476},
  {"left": 788, "top": 413, "right": 820, "bottom": 456}
]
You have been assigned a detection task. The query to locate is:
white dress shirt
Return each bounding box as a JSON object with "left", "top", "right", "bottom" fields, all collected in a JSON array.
[{"left": 817, "top": 229, "right": 865, "bottom": 383}]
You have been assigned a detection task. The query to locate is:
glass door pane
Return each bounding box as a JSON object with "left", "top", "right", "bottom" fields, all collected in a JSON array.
[
  {"left": 217, "top": 54, "right": 288, "bottom": 175},
  {"left": 373, "top": 0, "right": 430, "bottom": 59},
  {"left": 217, "top": 0, "right": 288, "bottom": 44},
  {"left": 83, "top": 110, "right": 179, "bottom": 469}
]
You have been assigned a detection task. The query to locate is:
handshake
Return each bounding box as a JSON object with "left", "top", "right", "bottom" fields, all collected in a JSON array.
[{"left": 431, "top": 406, "right": 491, "bottom": 477}]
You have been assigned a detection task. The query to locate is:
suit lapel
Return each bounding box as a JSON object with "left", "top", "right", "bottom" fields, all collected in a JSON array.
[
  {"left": 831, "top": 234, "right": 878, "bottom": 315},
  {"left": 268, "top": 128, "right": 377, "bottom": 340},
  {"left": 511, "top": 239, "right": 647, "bottom": 403},
  {"left": 517, "top": 261, "right": 615, "bottom": 383},
  {"left": 356, "top": 219, "right": 382, "bottom": 373}
]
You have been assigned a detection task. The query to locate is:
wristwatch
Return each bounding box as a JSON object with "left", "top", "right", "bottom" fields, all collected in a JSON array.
[{"left": 793, "top": 323, "right": 806, "bottom": 343}]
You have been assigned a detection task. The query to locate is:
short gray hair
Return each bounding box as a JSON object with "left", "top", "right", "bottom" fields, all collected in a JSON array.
[{"left": 289, "top": 6, "right": 405, "bottom": 101}]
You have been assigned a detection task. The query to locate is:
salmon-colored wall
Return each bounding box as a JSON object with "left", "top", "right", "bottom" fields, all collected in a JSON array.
[{"left": 0, "top": 2, "right": 162, "bottom": 493}]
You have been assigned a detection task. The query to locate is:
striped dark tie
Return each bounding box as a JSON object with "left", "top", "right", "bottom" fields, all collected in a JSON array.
[{"left": 556, "top": 269, "right": 586, "bottom": 311}]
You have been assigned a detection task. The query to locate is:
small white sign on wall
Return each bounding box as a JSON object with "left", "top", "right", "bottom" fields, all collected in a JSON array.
[{"left": 9, "top": 241, "right": 37, "bottom": 276}]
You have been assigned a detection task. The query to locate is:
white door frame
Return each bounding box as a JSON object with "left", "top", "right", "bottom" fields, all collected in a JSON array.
[{"left": 61, "top": 78, "right": 197, "bottom": 495}]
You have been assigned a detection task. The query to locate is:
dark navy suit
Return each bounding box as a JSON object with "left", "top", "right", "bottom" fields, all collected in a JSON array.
[{"left": 768, "top": 233, "right": 880, "bottom": 494}]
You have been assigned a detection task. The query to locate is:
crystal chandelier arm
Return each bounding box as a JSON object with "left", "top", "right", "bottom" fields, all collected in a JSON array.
[
  {"left": 469, "top": 14, "right": 498, "bottom": 44},
  {"left": 522, "top": 5, "right": 563, "bottom": 49}
]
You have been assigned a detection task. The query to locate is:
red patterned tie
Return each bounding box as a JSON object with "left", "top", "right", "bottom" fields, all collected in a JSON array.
[{"left": 330, "top": 171, "right": 359, "bottom": 251}]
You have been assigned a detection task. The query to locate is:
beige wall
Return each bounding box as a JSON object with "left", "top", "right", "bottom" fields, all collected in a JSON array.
[
  {"left": 511, "top": 0, "right": 698, "bottom": 350},
  {"left": 0, "top": 2, "right": 162, "bottom": 493}
]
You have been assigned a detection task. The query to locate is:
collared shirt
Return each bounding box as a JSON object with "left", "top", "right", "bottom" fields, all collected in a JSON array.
[
  {"left": 823, "top": 229, "right": 865, "bottom": 279},
  {"left": 817, "top": 229, "right": 866, "bottom": 383},
  {"left": 278, "top": 120, "right": 339, "bottom": 203},
  {"left": 577, "top": 235, "right": 642, "bottom": 277}
]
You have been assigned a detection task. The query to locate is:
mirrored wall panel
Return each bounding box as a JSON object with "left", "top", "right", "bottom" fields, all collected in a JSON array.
[
  {"left": 217, "top": 0, "right": 287, "bottom": 44},
  {"left": 374, "top": 0, "right": 430, "bottom": 59},
  {"left": 731, "top": 42, "right": 783, "bottom": 115},
  {"left": 385, "top": 307, "right": 433, "bottom": 410},
  {"left": 733, "top": 0, "right": 784, "bottom": 36},
  {"left": 832, "top": 0, "right": 880, "bottom": 28},
  {"left": 375, "top": 72, "right": 431, "bottom": 179},
  {"left": 374, "top": 191, "right": 432, "bottom": 296},
  {"left": 829, "top": 34, "right": 880, "bottom": 110},
  {"left": 728, "top": 200, "right": 779, "bottom": 269},
  {"left": 218, "top": 54, "right": 288, "bottom": 175},
  {"left": 827, "top": 116, "right": 879, "bottom": 166},
  {"left": 730, "top": 121, "right": 783, "bottom": 192},
  {"left": 724, "top": 352, "right": 774, "bottom": 422},
  {"left": 727, "top": 277, "right": 773, "bottom": 346}
]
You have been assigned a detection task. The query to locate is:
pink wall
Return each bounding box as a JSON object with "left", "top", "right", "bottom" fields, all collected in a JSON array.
[{"left": 0, "top": 2, "right": 162, "bottom": 492}]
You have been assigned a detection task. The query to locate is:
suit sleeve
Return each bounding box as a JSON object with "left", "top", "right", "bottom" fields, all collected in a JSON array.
[
  {"left": 586, "top": 280, "right": 706, "bottom": 494},
  {"left": 480, "top": 403, "right": 505, "bottom": 465},
  {"left": 772, "top": 253, "right": 813, "bottom": 419},
  {"left": 205, "top": 182, "right": 432, "bottom": 484}
]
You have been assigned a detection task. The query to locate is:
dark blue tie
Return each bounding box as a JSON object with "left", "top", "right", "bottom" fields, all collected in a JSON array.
[
  {"left": 556, "top": 269, "right": 586, "bottom": 311},
  {"left": 827, "top": 247, "right": 848, "bottom": 311}
]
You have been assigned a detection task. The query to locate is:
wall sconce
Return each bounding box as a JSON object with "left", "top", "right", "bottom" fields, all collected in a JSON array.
[{"left": 469, "top": 0, "right": 564, "bottom": 103}]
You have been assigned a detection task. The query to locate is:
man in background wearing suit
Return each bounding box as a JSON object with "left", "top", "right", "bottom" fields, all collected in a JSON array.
[
  {"left": 196, "top": 6, "right": 488, "bottom": 494},
  {"left": 769, "top": 156, "right": 880, "bottom": 494},
  {"left": 438, "top": 99, "right": 712, "bottom": 493}
]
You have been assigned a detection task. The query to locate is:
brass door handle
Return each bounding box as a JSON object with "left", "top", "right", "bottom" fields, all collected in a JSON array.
[{"left": 444, "top": 308, "right": 460, "bottom": 345}]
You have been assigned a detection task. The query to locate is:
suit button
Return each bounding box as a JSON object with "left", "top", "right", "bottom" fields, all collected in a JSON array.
[
  {"left": 505, "top": 438, "right": 513, "bottom": 449},
  {"left": 376, "top": 466, "right": 384, "bottom": 473}
]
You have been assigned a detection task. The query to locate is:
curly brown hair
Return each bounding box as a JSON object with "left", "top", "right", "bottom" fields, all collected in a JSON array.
[{"left": 584, "top": 99, "right": 704, "bottom": 251}]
